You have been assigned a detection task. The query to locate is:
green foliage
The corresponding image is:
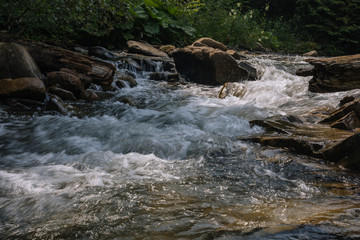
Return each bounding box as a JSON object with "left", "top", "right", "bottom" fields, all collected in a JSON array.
[
  {"left": 0, "top": 0, "right": 196, "bottom": 47},
  {"left": 190, "top": 1, "right": 281, "bottom": 51},
  {"left": 189, "top": 0, "right": 359, "bottom": 55},
  {"left": 127, "top": 0, "right": 196, "bottom": 45},
  {"left": 1, "top": 0, "right": 358, "bottom": 55},
  {"left": 296, "top": 0, "right": 360, "bottom": 55}
]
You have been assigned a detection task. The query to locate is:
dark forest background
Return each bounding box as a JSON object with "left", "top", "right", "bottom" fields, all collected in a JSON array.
[{"left": 1, "top": 0, "right": 359, "bottom": 55}]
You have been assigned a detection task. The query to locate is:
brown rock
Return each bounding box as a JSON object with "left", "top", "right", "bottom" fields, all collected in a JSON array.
[
  {"left": 0, "top": 43, "right": 46, "bottom": 101},
  {"left": 243, "top": 118, "right": 360, "bottom": 170},
  {"left": 320, "top": 98, "right": 360, "bottom": 126},
  {"left": 81, "top": 90, "right": 99, "bottom": 101},
  {"left": 330, "top": 111, "right": 360, "bottom": 131},
  {"left": 296, "top": 67, "right": 315, "bottom": 76},
  {"left": 60, "top": 68, "right": 92, "bottom": 89},
  {"left": 118, "top": 75, "right": 137, "bottom": 88},
  {"left": 0, "top": 33, "right": 116, "bottom": 86},
  {"left": 0, "top": 77, "right": 46, "bottom": 101},
  {"left": 127, "top": 40, "right": 168, "bottom": 58},
  {"left": 193, "top": 37, "right": 227, "bottom": 51},
  {"left": 308, "top": 54, "right": 360, "bottom": 92},
  {"left": 173, "top": 46, "right": 249, "bottom": 85},
  {"left": 46, "top": 95, "right": 70, "bottom": 115},
  {"left": 226, "top": 50, "right": 246, "bottom": 60},
  {"left": 46, "top": 71, "right": 84, "bottom": 97},
  {"left": 88, "top": 46, "right": 116, "bottom": 60},
  {"left": 339, "top": 95, "right": 355, "bottom": 106},
  {"left": 115, "top": 80, "right": 126, "bottom": 89},
  {"left": 303, "top": 50, "right": 318, "bottom": 57},
  {"left": 117, "top": 96, "right": 136, "bottom": 106},
  {"left": 159, "top": 45, "right": 176, "bottom": 56},
  {"left": 0, "top": 42, "right": 42, "bottom": 80},
  {"left": 48, "top": 86, "right": 76, "bottom": 101},
  {"left": 149, "top": 72, "right": 180, "bottom": 82}
]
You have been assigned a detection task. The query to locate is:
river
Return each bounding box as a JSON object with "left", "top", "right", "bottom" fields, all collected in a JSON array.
[{"left": 1, "top": 54, "right": 360, "bottom": 239}]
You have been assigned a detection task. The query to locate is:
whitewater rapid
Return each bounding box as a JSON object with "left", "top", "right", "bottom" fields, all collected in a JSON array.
[{"left": 1, "top": 54, "right": 360, "bottom": 239}]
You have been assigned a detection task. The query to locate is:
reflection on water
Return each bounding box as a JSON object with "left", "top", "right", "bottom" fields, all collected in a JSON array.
[{"left": 1, "top": 54, "right": 360, "bottom": 239}]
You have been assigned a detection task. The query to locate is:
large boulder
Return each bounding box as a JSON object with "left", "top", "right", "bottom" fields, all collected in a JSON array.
[
  {"left": 172, "top": 46, "right": 249, "bottom": 85},
  {"left": 127, "top": 40, "right": 168, "bottom": 58},
  {"left": 0, "top": 42, "right": 46, "bottom": 100},
  {"left": 308, "top": 54, "right": 360, "bottom": 92}
]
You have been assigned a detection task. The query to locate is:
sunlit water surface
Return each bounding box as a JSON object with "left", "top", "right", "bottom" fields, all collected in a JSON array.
[{"left": 1, "top": 54, "right": 360, "bottom": 239}]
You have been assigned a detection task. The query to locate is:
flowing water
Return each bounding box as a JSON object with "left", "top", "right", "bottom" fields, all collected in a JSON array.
[{"left": 1, "top": 54, "right": 360, "bottom": 239}]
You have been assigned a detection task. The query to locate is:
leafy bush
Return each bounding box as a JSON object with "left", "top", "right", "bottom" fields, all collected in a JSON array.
[
  {"left": 0, "top": 0, "right": 196, "bottom": 47},
  {"left": 296, "top": 0, "right": 360, "bottom": 55},
  {"left": 189, "top": 1, "right": 280, "bottom": 51}
]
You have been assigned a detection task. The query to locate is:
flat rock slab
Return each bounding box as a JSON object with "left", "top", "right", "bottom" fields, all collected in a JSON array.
[{"left": 242, "top": 119, "right": 360, "bottom": 171}]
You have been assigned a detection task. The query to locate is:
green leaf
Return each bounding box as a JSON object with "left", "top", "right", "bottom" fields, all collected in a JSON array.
[
  {"left": 123, "top": 32, "right": 134, "bottom": 40},
  {"left": 144, "top": 0, "right": 158, "bottom": 8},
  {"left": 119, "top": 21, "right": 134, "bottom": 30},
  {"left": 180, "top": 25, "right": 195, "bottom": 36},
  {"left": 146, "top": 6, "right": 161, "bottom": 20},
  {"left": 143, "top": 22, "right": 160, "bottom": 35},
  {"left": 132, "top": 5, "right": 148, "bottom": 19}
]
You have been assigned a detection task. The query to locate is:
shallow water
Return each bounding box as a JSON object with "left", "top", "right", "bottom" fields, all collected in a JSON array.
[{"left": 1, "top": 54, "right": 360, "bottom": 239}]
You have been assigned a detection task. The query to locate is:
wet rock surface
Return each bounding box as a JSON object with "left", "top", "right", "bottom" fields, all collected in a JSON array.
[
  {"left": 0, "top": 43, "right": 46, "bottom": 100},
  {"left": 244, "top": 98, "right": 360, "bottom": 171},
  {"left": 0, "top": 33, "right": 116, "bottom": 87},
  {"left": 308, "top": 54, "right": 360, "bottom": 92},
  {"left": 173, "top": 45, "right": 249, "bottom": 85},
  {"left": 89, "top": 46, "right": 117, "bottom": 60}
]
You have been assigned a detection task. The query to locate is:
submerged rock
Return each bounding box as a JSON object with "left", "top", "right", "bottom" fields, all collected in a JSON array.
[
  {"left": 308, "top": 54, "right": 360, "bottom": 92},
  {"left": 116, "top": 96, "right": 136, "bottom": 106},
  {"left": 0, "top": 43, "right": 46, "bottom": 101},
  {"left": 149, "top": 72, "right": 180, "bottom": 82},
  {"left": 118, "top": 75, "right": 138, "bottom": 88}
]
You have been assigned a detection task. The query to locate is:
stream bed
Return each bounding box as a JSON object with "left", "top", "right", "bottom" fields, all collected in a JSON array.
[{"left": 1, "top": 54, "right": 360, "bottom": 239}]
